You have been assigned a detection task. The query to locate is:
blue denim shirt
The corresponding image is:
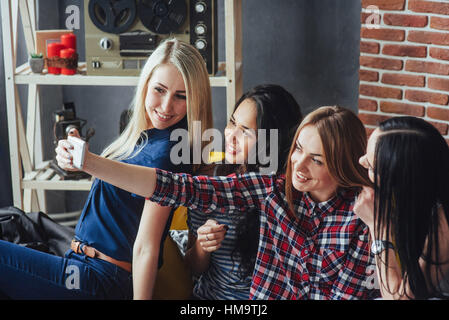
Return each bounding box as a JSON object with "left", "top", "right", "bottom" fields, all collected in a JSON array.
[{"left": 74, "top": 117, "right": 188, "bottom": 266}]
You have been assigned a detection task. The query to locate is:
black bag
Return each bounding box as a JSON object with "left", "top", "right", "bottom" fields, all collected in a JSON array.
[{"left": 0, "top": 206, "right": 74, "bottom": 256}]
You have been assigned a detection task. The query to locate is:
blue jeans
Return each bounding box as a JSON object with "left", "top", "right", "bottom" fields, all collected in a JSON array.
[{"left": 0, "top": 240, "right": 132, "bottom": 299}]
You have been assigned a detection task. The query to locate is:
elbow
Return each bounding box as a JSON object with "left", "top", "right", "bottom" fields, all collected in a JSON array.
[{"left": 133, "top": 240, "right": 159, "bottom": 263}]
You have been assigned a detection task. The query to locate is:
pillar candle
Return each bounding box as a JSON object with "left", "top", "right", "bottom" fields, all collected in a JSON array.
[
  {"left": 61, "top": 33, "right": 77, "bottom": 51},
  {"left": 60, "top": 48, "right": 76, "bottom": 75},
  {"left": 47, "top": 43, "right": 65, "bottom": 74}
]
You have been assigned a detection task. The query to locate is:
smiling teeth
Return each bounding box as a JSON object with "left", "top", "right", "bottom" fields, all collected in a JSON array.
[
  {"left": 297, "top": 172, "right": 308, "bottom": 181},
  {"left": 157, "top": 111, "right": 171, "bottom": 119}
]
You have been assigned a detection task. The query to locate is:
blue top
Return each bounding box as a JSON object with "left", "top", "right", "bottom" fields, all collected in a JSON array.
[{"left": 74, "top": 117, "right": 188, "bottom": 266}]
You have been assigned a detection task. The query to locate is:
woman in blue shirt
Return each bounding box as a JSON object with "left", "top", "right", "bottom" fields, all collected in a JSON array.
[{"left": 0, "top": 39, "right": 213, "bottom": 299}]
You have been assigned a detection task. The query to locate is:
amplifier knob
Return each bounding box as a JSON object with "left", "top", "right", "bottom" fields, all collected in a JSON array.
[
  {"left": 195, "top": 24, "right": 207, "bottom": 36},
  {"left": 195, "top": 2, "right": 207, "bottom": 14},
  {"left": 195, "top": 39, "right": 207, "bottom": 51},
  {"left": 99, "top": 37, "right": 113, "bottom": 50}
]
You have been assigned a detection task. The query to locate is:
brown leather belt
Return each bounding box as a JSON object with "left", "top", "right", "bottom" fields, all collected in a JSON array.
[{"left": 71, "top": 240, "right": 132, "bottom": 273}]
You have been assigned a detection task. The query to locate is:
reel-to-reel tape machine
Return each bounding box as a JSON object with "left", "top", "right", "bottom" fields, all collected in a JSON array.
[{"left": 84, "top": 0, "right": 217, "bottom": 76}]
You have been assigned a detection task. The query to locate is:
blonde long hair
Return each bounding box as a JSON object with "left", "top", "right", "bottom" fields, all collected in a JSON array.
[
  {"left": 101, "top": 38, "right": 213, "bottom": 171},
  {"left": 285, "top": 106, "right": 372, "bottom": 217}
]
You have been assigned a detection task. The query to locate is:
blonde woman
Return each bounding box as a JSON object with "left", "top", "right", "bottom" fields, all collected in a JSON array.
[
  {"left": 0, "top": 39, "right": 212, "bottom": 299},
  {"left": 56, "top": 106, "right": 381, "bottom": 299}
]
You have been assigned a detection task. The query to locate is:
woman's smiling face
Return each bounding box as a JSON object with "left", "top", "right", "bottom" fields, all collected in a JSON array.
[
  {"left": 224, "top": 98, "right": 258, "bottom": 165},
  {"left": 290, "top": 124, "right": 338, "bottom": 202},
  {"left": 145, "top": 63, "right": 187, "bottom": 130}
]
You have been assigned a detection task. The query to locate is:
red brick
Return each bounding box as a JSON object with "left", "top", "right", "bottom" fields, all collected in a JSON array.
[
  {"left": 428, "top": 107, "right": 449, "bottom": 122},
  {"left": 428, "top": 77, "right": 449, "bottom": 92},
  {"left": 408, "top": 31, "right": 449, "bottom": 46},
  {"left": 381, "top": 73, "right": 425, "bottom": 87},
  {"left": 384, "top": 13, "right": 428, "bottom": 27},
  {"left": 361, "top": 28, "right": 406, "bottom": 42},
  {"left": 405, "top": 90, "right": 449, "bottom": 105},
  {"left": 365, "top": 127, "right": 376, "bottom": 138},
  {"left": 360, "top": 56, "right": 403, "bottom": 71},
  {"left": 380, "top": 101, "right": 425, "bottom": 116},
  {"left": 405, "top": 60, "right": 449, "bottom": 75},
  {"left": 382, "top": 44, "right": 427, "bottom": 58},
  {"left": 362, "top": 0, "right": 405, "bottom": 10},
  {"left": 359, "top": 98, "right": 378, "bottom": 112},
  {"left": 360, "top": 69, "right": 379, "bottom": 82},
  {"left": 428, "top": 121, "right": 449, "bottom": 136},
  {"left": 358, "top": 113, "right": 391, "bottom": 126},
  {"left": 409, "top": 0, "right": 449, "bottom": 15},
  {"left": 429, "top": 47, "right": 449, "bottom": 61},
  {"left": 430, "top": 17, "right": 449, "bottom": 31},
  {"left": 360, "top": 41, "right": 380, "bottom": 54},
  {"left": 360, "top": 84, "right": 403, "bottom": 99}
]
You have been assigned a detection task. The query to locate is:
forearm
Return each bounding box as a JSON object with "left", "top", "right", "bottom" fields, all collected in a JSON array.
[
  {"left": 132, "top": 247, "right": 159, "bottom": 300},
  {"left": 369, "top": 229, "right": 410, "bottom": 299},
  {"left": 83, "top": 151, "right": 156, "bottom": 198},
  {"left": 184, "top": 239, "right": 211, "bottom": 276}
]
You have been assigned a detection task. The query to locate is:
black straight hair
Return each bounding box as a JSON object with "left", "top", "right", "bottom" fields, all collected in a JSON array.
[
  {"left": 374, "top": 116, "right": 449, "bottom": 299},
  {"left": 220, "top": 84, "right": 303, "bottom": 280}
]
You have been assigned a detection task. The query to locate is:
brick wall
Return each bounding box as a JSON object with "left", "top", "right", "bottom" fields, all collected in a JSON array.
[{"left": 359, "top": 0, "right": 449, "bottom": 144}]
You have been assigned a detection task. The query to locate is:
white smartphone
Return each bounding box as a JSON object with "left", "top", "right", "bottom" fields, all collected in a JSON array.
[{"left": 67, "top": 136, "right": 86, "bottom": 169}]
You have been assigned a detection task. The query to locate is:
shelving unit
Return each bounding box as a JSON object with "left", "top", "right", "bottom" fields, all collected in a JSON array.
[{"left": 1, "top": 0, "right": 242, "bottom": 213}]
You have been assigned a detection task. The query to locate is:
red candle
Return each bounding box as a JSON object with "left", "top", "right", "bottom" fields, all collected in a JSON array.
[
  {"left": 60, "top": 48, "right": 76, "bottom": 75},
  {"left": 47, "top": 43, "right": 65, "bottom": 74},
  {"left": 61, "top": 33, "right": 76, "bottom": 51}
]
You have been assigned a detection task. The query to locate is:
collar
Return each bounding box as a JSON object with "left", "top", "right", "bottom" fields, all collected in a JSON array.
[{"left": 142, "top": 116, "right": 188, "bottom": 137}]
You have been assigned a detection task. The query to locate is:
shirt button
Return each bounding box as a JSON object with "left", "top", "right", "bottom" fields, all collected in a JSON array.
[{"left": 302, "top": 274, "right": 309, "bottom": 281}]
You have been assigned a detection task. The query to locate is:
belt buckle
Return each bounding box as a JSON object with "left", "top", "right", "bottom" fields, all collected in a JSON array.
[{"left": 83, "top": 245, "right": 96, "bottom": 258}]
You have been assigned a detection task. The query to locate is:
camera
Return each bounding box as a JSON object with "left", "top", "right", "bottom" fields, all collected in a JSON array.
[{"left": 52, "top": 102, "right": 95, "bottom": 180}]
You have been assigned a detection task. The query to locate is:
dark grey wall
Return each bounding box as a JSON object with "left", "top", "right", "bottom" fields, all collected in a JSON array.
[{"left": 0, "top": 0, "right": 361, "bottom": 211}]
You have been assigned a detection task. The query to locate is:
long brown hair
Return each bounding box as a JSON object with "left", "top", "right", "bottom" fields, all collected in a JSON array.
[{"left": 285, "top": 106, "right": 372, "bottom": 217}]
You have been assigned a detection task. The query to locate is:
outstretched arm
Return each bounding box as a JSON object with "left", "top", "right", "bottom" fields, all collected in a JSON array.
[
  {"left": 56, "top": 139, "right": 269, "bottom": 213},
  {"left": 56, "top": 139, "right": 157, "bottom": 198}
]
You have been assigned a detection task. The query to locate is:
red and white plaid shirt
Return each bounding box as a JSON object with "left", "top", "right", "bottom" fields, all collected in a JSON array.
[{"left": 150, "top": 169, "right": 380, "bottom": 300}]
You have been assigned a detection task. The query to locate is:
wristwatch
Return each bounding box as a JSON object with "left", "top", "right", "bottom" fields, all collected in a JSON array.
[{"left": 371, "top": 240, "right": 395, "bottom": 255}]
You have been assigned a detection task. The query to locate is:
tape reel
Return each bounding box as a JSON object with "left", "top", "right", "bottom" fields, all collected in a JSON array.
[
  {"left": 138, "top": 0, "right": 188, "bottom": 34},
  {"left": 89, "top": 0, "right": 188, "bottom": 35}
]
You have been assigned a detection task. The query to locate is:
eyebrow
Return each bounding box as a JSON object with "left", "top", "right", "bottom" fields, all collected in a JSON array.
[
  {"left": 230, "top": 115, "right": 252, "bottom": 131},
  {"left": 156, "top": 82, "right": 186, "bottom": 94},
  {"left": 297, "top": 141, "right": 323, "bottom": 157}
]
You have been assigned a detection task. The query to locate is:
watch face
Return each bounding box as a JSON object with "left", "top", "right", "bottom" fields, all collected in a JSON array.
[
  {"left": 371, "top": 240, "right": 382, "bottom": 255},
  {"left": 371, "top": 240, "right": 393, "bottom": 255}
]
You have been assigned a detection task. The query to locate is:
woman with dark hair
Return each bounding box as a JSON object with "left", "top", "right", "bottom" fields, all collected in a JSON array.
[
  {"left": 185, "top": 84, "right": 303, "bottom": 299},
  {"left": 56, "top": 106, "right": 381, "bottom": 300},
  {"left": 355, "top": 116, "right": 449, "bottom": 300}
]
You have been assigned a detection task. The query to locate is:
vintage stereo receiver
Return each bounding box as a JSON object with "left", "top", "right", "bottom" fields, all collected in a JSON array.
[{"left": 84, "top": 0, "right": 217, "bottom": 76}]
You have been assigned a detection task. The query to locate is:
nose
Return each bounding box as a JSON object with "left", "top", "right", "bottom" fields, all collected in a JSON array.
[
  {"left": 160, "top": 94, "right": 174, "bottom": 113},
  {"left": 225, "top": 126, "right": 239, "bottom": 143},
  {"left": 292, "top": 150, "right": 307, "bottom": 172}
]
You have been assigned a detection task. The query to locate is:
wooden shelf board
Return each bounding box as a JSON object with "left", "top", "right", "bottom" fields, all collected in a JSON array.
[
  {"left": 22, "top": 165, "right": 93, "bottom": 191},
  {"left": 15, "top": 62, "right": 228, "bottom": 87}
]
